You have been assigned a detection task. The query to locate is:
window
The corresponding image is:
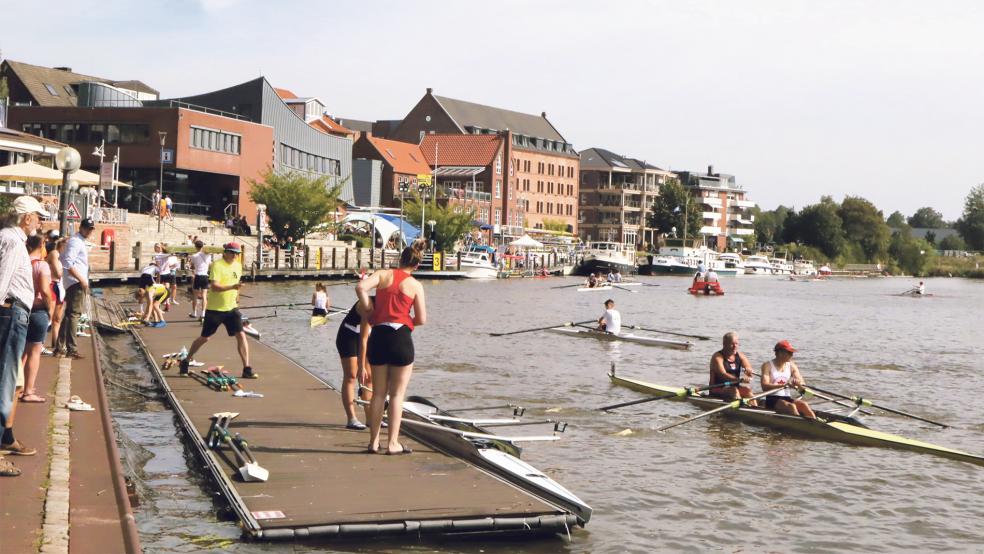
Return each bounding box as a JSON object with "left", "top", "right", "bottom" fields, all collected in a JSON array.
[
  {"left": 495, "top": 209, "right": 501, "bottom": 225},
  {"left": 496, "top": 155, "right": 502, "bottom": 174},
  {"left": 495, "top": 180, "right": 501, "bottom": 198},
  {"left": 44, "top": 83, "right": 59, "bottom": 96},
  {"left": 63, "top": 85, "right": 75, "bottom": 96}
]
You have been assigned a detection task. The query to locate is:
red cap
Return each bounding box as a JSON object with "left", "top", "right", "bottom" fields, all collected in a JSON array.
[
  {"left": 224, "top": 242, "right": 242, "bottom": 253},
  {"left": 774, "top": 340, "right": 797, "bottom": 353}
]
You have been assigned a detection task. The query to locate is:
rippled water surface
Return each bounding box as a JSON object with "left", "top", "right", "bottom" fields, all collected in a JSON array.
[{"left": 102, "top": 276, "right": 984, "bottom": 553}]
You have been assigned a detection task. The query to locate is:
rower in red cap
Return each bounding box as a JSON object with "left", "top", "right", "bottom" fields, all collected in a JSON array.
[{"left": 760, "top": 340, "right": 816, "bottom": 419}]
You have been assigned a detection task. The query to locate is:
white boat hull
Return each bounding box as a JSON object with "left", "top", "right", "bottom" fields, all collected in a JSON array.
[{"left": 547, "top": 327, "right": 692, "bottom": 349}]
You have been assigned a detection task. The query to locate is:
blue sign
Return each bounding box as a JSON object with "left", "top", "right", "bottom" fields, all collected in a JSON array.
[{"left": 161, "top": 148, "right": 175, "bottom": 164}]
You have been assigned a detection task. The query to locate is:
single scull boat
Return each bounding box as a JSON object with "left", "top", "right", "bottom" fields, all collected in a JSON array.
[{"left": 548, "top": 327, "right": 693, "bottom": 350}]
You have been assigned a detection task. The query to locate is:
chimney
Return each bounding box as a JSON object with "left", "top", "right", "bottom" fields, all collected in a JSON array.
[
  {"left": 707, "top": 164, "right": 714, "bottom": 175},
  {"left": 541, "top": 111, "right": 547, "bottom": 118},
  {"left": 426, "top": 87, "right": 433, "bottom": 95},
  {"left": 54, "top": 66, "right": 73, "bottom": 72}
]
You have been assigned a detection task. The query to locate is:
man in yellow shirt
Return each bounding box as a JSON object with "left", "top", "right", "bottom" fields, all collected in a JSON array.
[{"left": 179, "top": 243, "right": 255, "bottom": 378}]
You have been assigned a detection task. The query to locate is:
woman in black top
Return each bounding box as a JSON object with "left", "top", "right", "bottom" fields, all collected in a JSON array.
[{"left": 335, "top": 301, "right": 372, "bottom": 429}]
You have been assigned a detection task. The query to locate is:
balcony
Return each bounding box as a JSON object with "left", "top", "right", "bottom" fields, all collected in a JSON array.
[
  {"left": 728, "top": 213, "right": 755, "bottom": 225},
  {"left": 436, "top": 185, "right": 492, "bottom": 203},
  {"left": 733, "top": 199, "right": 756, "bottom": 209},
  {"left": 701, "top": 196, "right": 723, "bottom": 208},
  {"left": 732, "top": 228, "right": 755, "bottom": 236},
  {"left": 699, "top": 225, "right": 721, "bottom": 235},
  {"left": 702, "top": 211, "right": 720, "bottom": 222}
]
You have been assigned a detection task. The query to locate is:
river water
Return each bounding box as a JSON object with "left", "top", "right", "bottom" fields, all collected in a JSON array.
[{"left": 101, "top": 275, "right": 984, "bottom": 553}]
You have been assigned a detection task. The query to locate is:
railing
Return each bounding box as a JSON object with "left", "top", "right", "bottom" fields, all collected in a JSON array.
[
  {"left": 164, "top": 99, "right": 248, "bottom": 121},
  {"left": 91, "top": 207, "right": 128, "bottom": 225},
  {"left": 224, "top": 203, "right": 238, "bottom": 220},
  {"left": 436, "top": 185, "right": 492, "bottom": 203}
]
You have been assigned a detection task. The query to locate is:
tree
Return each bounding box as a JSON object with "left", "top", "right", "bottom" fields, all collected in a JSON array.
[
  {"left": 541, "top": 218, "right": 568, "bottom": 233},
  {"left": 907, "top": 207, "right": 945, "bottom": 228},
  {"left": 753, "top": 204, "right": 794, "bottom": 246},
  {"left": 784, "top": 198, "right": 845, "bottom": 258},
  {"left": 248, "top": 169, "right": 342, "bottom": 244},
  {"left": 648, "top": 179, "right": 702, "bottom": 239},
  {"left": 938, "top": 234, "right": 966, "bottom": 251},
  {"left": 838, "top": 196, "right": 890, "bottom": 262},
  {"left": 401, "top": 195, "right": 476, "bottom": 252},
  {"left": 955, "top": 184, "right": 984, "bottom": 250},
  {"left": 889, "top": 234, "right": 933, "bottom": 275},
  {"left": 886, "top": 210, "right": 908, "bottom": 228}
]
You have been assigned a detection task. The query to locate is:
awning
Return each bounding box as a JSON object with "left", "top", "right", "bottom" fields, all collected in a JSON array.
[
  {"left": 0, "top": 161, "right": 64, "bottom": 184},
  {"left": 728, "top": 236, "right": 745, "bottom": 243},
  {"left": 434, "top": 166, "right": 484, "bottom": 177}
]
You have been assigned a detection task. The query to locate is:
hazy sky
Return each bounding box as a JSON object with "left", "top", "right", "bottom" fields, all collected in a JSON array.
[{"left": 5, "top": 1, "right": 982, "bottom": 219}]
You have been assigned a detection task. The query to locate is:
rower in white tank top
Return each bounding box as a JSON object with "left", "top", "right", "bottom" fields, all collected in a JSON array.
[
  {"left": 189, "top": 251, "right": 212, "bottom": 276},
  {"left": 767, "top": 359, "right": 792, "bottom": 398},
  {"left": 313, "top": 291, "right": 328, "bottom": 311}
]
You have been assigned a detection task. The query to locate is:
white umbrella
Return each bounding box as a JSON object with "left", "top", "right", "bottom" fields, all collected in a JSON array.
[
  {"left": 0, "top": 161, "right": 64, "bottom": 185},
  {"left": 509, "top": 234, "right": 543, "bottom": 248},
  {"left": 73, "top": 168, "right": 133, "bottom": 188}
]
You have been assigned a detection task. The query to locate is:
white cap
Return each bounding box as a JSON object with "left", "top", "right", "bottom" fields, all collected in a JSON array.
[{"left": 13, "top": 196, "right": 50, "bottom": 217}]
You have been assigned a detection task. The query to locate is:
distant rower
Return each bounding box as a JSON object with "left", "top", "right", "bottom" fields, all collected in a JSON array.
[
  {"left": 709, "top": 332, "right": 756, "bottom": 405},
  {"left": 597, "top": 299, "right": 621, "bottom": 335},
  {"left": 916, "top": 281, "right": 926, "bottom": 295}
]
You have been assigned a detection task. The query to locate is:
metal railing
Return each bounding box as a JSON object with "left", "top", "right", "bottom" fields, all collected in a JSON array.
[
  {"left": 91, "top": 206, "right": 128, "bottom": 225},
  {"left": 163, "top": 99, "right": 248, "bottom": 121}
]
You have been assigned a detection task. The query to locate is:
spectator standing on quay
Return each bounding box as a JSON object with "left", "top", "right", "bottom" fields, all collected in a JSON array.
[
  {"left": 189, "top": 240, "right": 212, "bottom": 319},
  {"left": 1, "top": 196, "right": 50, "bottom": 476},
  {"left": 151, "top": 190, "right": 161, "bottom": 217},
  {"left": 45, "top": 231, "right": 66, "bottom": 356},
  {"left": 164, "top": 195, "right": 174, "bottom": 221},
  {"left": 20, "top": 235, "right": 54, "bottom": 403},
  {"left": 55, "top": 217, "right": 95, "bottom": 359}
]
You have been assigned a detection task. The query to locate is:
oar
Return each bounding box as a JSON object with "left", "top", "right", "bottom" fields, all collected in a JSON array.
[
  {"left": 803, "top": 384, "right": 948, "bottom": 428},
  {"left": 641, "top": 283, "right": 661, "bottom": 287},
  {"left": 656, "top": 387, "right": 786, "bottom": 432},
  {"left": 550, "top": 283, "right": 583, "bottom": 289},
  {"left": 489, "top": 319, "right": 595, "bottom": 337},
  {"left": 598, "top": 380, "right": 739, "bottom": 411},
  {"left": 626, "top": 325, "right": 711, "bottom": 341},
  {"left": 612, "top": 285, "right": 637, "bottom": 293},
  {"left": 747, "top": 371, "right": 873, "bottom": 416},
  {"left": 240, "top": 302, "right": 301, "bottom": 310}
]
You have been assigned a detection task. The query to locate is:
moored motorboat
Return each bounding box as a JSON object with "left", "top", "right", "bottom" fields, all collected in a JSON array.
[
  {"left": 743, "top": 254, "right": 774, "bottom": 275},
  {"left": 608, "top": 371, "right": 984, "bottom": 466},
  {"left": 458, "top": 247, "right": 499, "bottom": 279},
  {"left": 577, "top": 241, "right": 635, "bottom": 276},
  {"left": 546, "top": 326, "right": 692, "bottom": 349}
]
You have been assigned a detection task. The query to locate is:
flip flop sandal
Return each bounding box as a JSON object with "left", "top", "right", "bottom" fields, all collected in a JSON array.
[
  {"left": 386, "top": 444, "right": 412, "bottom": 455},
  {"left": 366, "top": 446, "right": 379, "bottom": 454},
  {"left": 66, "top": 395, "right": 94, "bottom": 411},
  {"left": 0, "top": 458, "right": 21, "bottom": 477},
  {"left": 19, "top": 394, "right": 46, "bottom": 403}
]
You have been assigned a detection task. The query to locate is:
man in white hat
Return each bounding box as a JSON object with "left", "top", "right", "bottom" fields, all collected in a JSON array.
[{"left": 0, "top": 196, "right": 49, "bottom": 476}]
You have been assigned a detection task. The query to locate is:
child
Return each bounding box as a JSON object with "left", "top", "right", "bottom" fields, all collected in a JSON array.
[{"left": 312, "top": 283, "right": 329, "bottom": 317}]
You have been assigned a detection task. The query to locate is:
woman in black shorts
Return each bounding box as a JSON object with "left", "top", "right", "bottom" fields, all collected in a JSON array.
[
  {"left": 356, "top": 240, "right": 427, "bottom": 455},
  {"left": 335, "top": 300, "right": 371, "bottom": 429}
]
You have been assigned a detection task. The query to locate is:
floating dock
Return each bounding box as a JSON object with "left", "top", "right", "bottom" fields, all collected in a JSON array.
[{"left": 118, "top": 304, "right": 588, "bottom": 541}]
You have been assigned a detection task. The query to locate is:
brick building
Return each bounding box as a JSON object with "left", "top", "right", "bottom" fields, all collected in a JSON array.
[
  {"left": 351, "top": 134, "right": 431, "bottom": 208},
  {"left": 578, "top": 148, "right": 675, "bottom": 250},
  {"left": 390, "top": 89, "right": 579, "bottom": 238},
  {"left": 419, "top": 133, "right": 502, "bottom": 226},
  {"left": 674, "top": 165, "right": 756, "bottom": 251}
]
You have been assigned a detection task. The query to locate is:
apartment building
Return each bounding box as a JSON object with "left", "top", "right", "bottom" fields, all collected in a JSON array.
[
  {"left": 578, "top": 148, "right": 675, "bottom": 250},
  {"left": 390, "top": 88, "right": 579, "bottom": 238},
  {"left": 674, "top": 165, "right": 756, "bottom": 251}
]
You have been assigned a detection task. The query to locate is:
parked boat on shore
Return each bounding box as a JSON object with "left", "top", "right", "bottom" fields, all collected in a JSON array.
[
  {"left": 458, "top": 246, "right": 499, "bottom": 279},
  {"left": 577, "top": 241, "right": 635, "bottom": 276}
]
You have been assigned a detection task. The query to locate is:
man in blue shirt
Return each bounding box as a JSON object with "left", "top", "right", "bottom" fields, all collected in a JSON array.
[{"left": 54, "top": 218, "right": 95, "bottom": 359}]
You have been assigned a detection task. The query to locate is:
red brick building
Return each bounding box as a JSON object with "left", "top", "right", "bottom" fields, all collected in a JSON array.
[
  {"left": 420, "top": 134, "right": 503, "bottom": 225},
  {"left": 352, "top": 134, "right": 431, "bottom": 207},
  {"left": 390, "top": 89, "right": 579, "bottom": 238}
]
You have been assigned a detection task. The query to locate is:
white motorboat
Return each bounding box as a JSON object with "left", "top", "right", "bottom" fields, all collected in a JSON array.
[
  {"left": 743, "top": 255, "right": 774, "bottom": 275},
  {"left": 793, "top": 259, "right": 818, "bottom": 275},
  {"left": 719, "top": 253, "right": 746, "bottom": 275},
  {"left": 770, "top": 257, "right": 794, "bottom": 275},
  {"left": 458, "top": 248, "right": 498, "bottom": 279}
]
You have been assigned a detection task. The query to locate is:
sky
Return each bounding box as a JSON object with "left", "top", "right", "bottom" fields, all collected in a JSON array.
[{"left": 4, "top": 0, "right": 982, "bottom": 220}]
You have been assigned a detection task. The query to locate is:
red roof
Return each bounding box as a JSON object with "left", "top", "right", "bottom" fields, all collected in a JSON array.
[
  {"left": 310, "top": 116, "right": 354, "bottom": 138},
  {"left": 365, "top": 136, "right": 431, "bottom": 175},
  {"left": 273, "top": 87, "right": 298, "bottom": 100},
  {"left": 420, "top": 134, "right": 502, "bottom": 167}
]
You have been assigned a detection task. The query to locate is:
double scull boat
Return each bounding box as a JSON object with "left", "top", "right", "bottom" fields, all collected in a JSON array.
[{"left": 608, "top": 370, "right": 984, "bottom": 466}]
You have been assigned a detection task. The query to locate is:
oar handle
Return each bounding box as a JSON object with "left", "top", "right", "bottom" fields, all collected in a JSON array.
[
  {"left": 806, "top": 385, "right": 947, "bottom": 427},
  {"left": 598, "top": 380, "right": 739, "bottom": 411}
]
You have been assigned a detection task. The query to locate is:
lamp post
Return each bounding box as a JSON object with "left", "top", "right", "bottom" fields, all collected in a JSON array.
[
  {"left": 255, "top": 203, "right": 266, "bottom": 269},
  {"left": 157, "top": 131, "right": 167, "bottom": 232},
  {"left": 398, "top": 181, "right": 410, "bottom": 247},
  {"left": 55, "top": 147, "right": 81, "bottom": 237},
  {"left": 419, "top": 181, "right": 432, "bottom": 241},
  {"left": 427, "top": 219, "right": 436, "bottom": 251}
]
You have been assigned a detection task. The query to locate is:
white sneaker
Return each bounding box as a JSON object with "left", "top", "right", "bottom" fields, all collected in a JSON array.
[
  {"left": 76, "top": 332, "right": 91, "bottom": 337},
  {"left": 41, "top": 348, "right": 54, "bottom": 356}
]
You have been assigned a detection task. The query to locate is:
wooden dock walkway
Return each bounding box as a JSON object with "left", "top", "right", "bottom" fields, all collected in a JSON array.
[{"left": 123, "top": 309, "right": 585, "bottom": 541}]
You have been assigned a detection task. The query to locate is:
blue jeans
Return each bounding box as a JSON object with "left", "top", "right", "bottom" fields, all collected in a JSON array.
[{"left": 0, "top": 303, "right": 29, "bottom": 428}]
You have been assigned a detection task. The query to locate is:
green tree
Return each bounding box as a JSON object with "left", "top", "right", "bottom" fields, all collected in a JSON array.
[
  {"left": 938, "top": 234, "right": 966, "bottom": 251},
  {"left": 886, "top": 210, "right": 908, "bottom": 228},
  {"left": 402, "top": 195, "right": 476, "bottom": 252},
  {"left": 838, "top": 196, "right": 890, "bottom": 262},
  {"left": 248, "top": 169, "right": 342, "bottom": 243},
  {"left": 541, "top": 218, "right": 568, "bottom": 233},
  {"left": 784, "top": 197, "right": 845, "bottom": 258},
  {"left": 753, "top": 204, "right": 794, "bottom": 245},
  {"left": 889, "top": 234, "right": 934, "bottom": 275},
  {"left": 955, "top": 184, "right": 984, "bottom": 250},
  {"left": 648, "top": 179, "right": 701, "bottom": 239},
  {"left": 907, "top": 207, "right": 945, "bottom": 228}
]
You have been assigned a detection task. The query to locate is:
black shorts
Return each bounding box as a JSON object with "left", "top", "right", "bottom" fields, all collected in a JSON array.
[
  {"left": 139, "top": 273, "right": 155, "bottom": 288},
  {"left": 335, "top": 326, "right": 360, "bottom": 358},
  {"left": 161, "top": 273, "right": 176, "bottom": 286},
  {"left": 201, "top": 308, "right": 244, "bottom": 337},
  {"left": 193, "top": 275, "right": 210, "bottom": 290},
  {"left": 154, "top": 289, "right": 169, "bottom": 303},
  {"left": 312, "top": 307, "right": 328, "bottom": 317},
  {"left": 765, "top": 395, "right": 794, "bottom": 410},
  {"left": 366, "top": 325, "right": 414, "bottom": 366}
]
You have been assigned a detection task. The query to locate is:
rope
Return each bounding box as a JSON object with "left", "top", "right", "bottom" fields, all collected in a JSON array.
[{"left": 104, "top": 376, "right": 159, "bottom": 400}]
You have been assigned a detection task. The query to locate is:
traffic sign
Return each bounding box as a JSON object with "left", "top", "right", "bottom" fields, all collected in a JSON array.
[
  {"left": 66, "top": 202, "right": 81, "bottom": 220},
  {"left": 161, "top": 148, "right": 175, "bottom": 164},
  {"left": 416, "top": 174, "right": 432, "bottom": 186}
]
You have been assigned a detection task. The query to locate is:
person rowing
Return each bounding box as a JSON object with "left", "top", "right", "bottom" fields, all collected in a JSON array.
[
  {"left": 759, "top": 340, "right": 816, "bottom": 419},
  {"left": 708, "top": 331, "right": 756, "bottom": 405},
  {"left": 914, "top": 281, "right": 926, "bottom": 295},
  {"left": 586, "top": 273, "right": 599, "bottom": 288},
  {"left": 597, "top": 299, "right": 621, "bottom": 335}
]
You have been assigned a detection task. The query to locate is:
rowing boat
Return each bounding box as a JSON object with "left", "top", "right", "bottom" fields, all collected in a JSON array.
[
  {"left": 547, "top": 327, "right": 693, "bottom": 350},
  {"left": 577, "top": 285, "right": 612, "bottom": 292},
  {"left": 400, "top": 396, "right": 592, "bottom": 525},
  {"left": 608, "top": 371, "right": 984, "bottom": 466}
]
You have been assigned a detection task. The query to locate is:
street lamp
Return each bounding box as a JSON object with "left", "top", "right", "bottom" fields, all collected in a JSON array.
[
  {"left": 427, "top": 219, "right": 437, "bottom": 251},
  {"left": 418, "top": 181, "right": 432, "bottom": 239},
  {"left": 157, "top": 131, "right": 167, "bottom": 232},
  {"left": 55, "top": 146, "right": 81, "bottom": 237},
  {"left": 398, "top": 181, "right": 411, "bottom": 247},
  {"left": 255, "top": 204, "right": 266, "bottom": 269}
]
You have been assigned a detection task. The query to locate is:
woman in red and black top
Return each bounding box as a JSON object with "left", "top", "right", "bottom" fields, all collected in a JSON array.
[{"left": 356, "top": 240, "right": 427, "bottom": 455}]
